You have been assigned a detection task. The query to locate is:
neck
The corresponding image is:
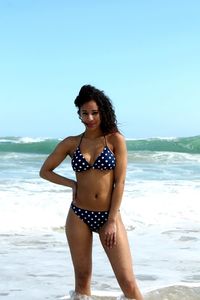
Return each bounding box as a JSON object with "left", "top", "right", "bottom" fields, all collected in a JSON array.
[{"left": 83, "top": 128, "right": 103, "bottom": 139}]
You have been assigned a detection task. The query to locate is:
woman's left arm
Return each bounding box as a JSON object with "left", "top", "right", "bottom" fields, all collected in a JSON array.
[{"left": 104, "top": 133, "right": 127, "bottom": 248}]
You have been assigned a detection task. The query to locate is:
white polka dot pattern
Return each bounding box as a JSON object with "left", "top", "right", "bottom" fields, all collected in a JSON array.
[
  {"left": 71, "top": 146, "right": 116, "bottom": 172},
  {"left": 71, "top": 204, "right": 109, "bottom": 232}
]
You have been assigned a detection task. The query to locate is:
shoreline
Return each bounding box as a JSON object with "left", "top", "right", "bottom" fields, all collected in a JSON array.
[{"left": 1, "top": 228, "right": 200, "bottom": 299}]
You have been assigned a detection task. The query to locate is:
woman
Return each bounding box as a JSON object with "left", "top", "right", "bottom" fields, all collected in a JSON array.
[{"left": 40, "top": 85, "right": 143, "bottom": 300}]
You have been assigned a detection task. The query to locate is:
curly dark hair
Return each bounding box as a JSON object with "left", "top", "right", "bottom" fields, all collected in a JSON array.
[{"left": 74, "top": 85, "right": 119, "bottom": 134}]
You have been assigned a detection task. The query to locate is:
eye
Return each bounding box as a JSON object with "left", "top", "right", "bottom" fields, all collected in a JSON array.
[{"left": 92, "top": 110, "right": 99, "bottom": 116}]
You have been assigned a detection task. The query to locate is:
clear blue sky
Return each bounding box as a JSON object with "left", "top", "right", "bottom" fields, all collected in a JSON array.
[{"left": 0, "top": 0, "right": 199, "bottom": 138}]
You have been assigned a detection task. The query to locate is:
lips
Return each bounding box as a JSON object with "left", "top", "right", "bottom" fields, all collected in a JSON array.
[{"left": 86, "top": 123, "right": 96, "bottom": 127}]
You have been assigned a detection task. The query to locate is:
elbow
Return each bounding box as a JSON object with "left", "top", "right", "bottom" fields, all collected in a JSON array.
[
  {"left": 39, "top": 168, "right": 44, "bottom": 179},
  {"left": 39, "top": 167, "right": 47, "bottom": 179}
]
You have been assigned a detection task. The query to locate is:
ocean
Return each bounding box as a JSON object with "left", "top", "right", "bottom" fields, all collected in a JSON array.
[{"left": 0, "top": 136, "right": 200, "bottom": 300}]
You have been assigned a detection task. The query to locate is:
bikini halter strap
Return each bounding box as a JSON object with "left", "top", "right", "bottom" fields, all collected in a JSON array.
[
  {"left": 104, "top": 135, "right": 108, "bottom": 147},
  {"left": 78, "top": 133, "right": 107, "bottom": 147},
  {"left": 78, "top": 133, "right": 84, "bottom": 147}
]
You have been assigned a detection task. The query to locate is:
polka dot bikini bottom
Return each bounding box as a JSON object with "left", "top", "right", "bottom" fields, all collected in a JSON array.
[{"left": 71, "top": 202, "right": 109, "bottom": 233}]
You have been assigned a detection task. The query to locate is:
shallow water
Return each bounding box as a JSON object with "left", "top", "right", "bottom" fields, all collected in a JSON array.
[{"left": 1, "top": 140, "right": 200, "bottom": 299}]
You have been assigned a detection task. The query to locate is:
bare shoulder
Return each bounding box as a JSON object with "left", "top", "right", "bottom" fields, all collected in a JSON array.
[
  {"left": 55, "top": 134, "right": 82, "bottom": 155},
  {"left": 107, "top": 132, "right": 126, "bottom": 148},
  {"left": 60, "top": 134, "right": 81, "bottom": 146}
]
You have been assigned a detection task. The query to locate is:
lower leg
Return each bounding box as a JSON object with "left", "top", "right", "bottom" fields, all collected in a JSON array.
[
  {"left": 119, "top": 278, "right": 143, "bottom": 300},
  {"left": 75, "top": 270, "right": 92, "bottom": 296}
]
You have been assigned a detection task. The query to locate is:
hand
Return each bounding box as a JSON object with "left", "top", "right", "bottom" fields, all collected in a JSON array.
[{"left": 104, "top": 220, "right": 117, "bottom": 249}]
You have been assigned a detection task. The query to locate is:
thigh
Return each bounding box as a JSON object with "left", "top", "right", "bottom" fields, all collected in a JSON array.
[
  {"left": 99, "top": 214, "right": 135, "bottom": 281},
  {"left": 65, "top": 208, "right": 93, "bottom": 272}
]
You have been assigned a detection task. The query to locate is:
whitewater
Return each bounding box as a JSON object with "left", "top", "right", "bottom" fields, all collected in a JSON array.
[{"left": 0, "top": 136, "right": 200, "bottom": 299}]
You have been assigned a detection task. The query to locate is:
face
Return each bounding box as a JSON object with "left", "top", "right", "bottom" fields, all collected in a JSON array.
[{"left": 79, "top": 100, "right": 101, "bottom": 130}]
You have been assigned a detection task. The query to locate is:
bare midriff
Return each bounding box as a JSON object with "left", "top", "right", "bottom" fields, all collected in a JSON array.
[{"left": 74, "top": 169, "right": 114, "bottom": 211}]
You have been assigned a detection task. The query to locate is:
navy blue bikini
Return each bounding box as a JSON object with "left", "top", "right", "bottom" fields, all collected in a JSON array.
[
  {"left": 71, "top": 203, "right": 109, "bottom": 233},
  {"left": 71, "top": 134, "right": 116, "bottom": 172},
  {"left": 71, "top": 133, "right": 116, "bottom": 232}
]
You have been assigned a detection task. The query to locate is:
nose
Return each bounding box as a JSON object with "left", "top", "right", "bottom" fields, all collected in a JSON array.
[{"left": 87, "top": 114, "right": 94, "bottom": 121}]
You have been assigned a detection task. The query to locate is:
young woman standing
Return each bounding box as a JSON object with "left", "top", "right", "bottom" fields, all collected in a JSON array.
[{"left": 40, "top": 85, "right": 143, "bottom": 300}]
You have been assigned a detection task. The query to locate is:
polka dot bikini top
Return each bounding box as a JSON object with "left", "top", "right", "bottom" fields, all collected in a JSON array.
[{"left": 71, "top": 134, "right": 116, "bottom": 172}]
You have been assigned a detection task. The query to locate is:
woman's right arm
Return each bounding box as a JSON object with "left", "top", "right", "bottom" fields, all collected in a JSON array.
[{"left": 39, "top": 138, "right": 76, "bottom": 190}]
